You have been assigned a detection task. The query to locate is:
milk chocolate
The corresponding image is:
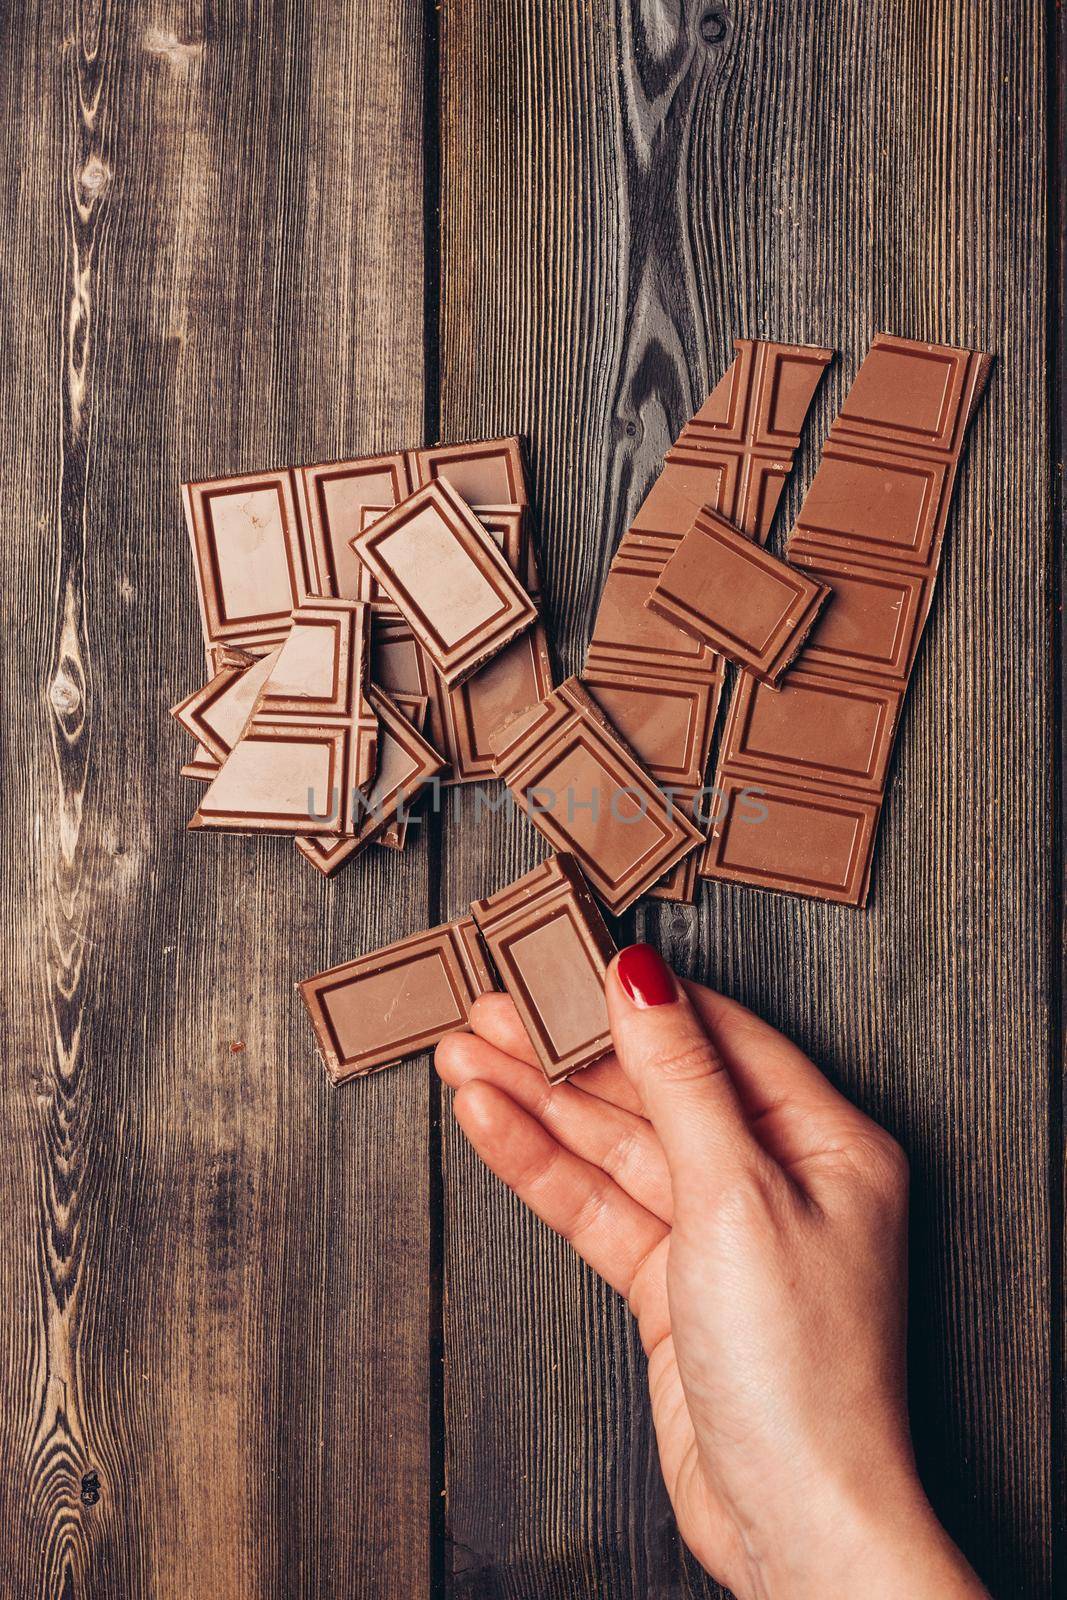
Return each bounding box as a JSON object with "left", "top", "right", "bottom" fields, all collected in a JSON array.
[
  {"left": 409, "top": 437, "right": 529, "bottom": 507},
  {"left": 171, "top": 645, "right": 281, "bottom": 769},
  {"left": 491, "top": 677, "right": 703, "bottom": 915},
  {"left": 299, "top": 917, "right": 496, "bottom": 1082},
  {"left": 297, "top": 454, "right": 413, "bottom": 599},
  {"left": 703, "top": 334, "right": 991, "bottom": 904},
  {"left": 182, "top": 469, "right": 313, "bottom": 653},
  {"left": 647, "top": 508, "right": 829, "bottom": 684},
  {"left": 190, "top": 599, "right": 378, "bottom": 836},
  {"left": 294, "top": 687, "right": 444, "bottom": 876},
  {"left": 583, "top": 341, "right": 831, "bottom": 827},
  {"left": 471, "top": 853, "right": 616, "bottom": 1082},
  {"left": 349, "top": 481, "right": 537, "bottom": 689}
]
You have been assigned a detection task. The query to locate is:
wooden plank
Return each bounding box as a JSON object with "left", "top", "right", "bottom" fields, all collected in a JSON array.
[
  {"left": 0, "top": 1, "right": 430, "bottom": 1595},
  {"left": 437, "top": 3, "right": 1051, "bottom": 1597}
]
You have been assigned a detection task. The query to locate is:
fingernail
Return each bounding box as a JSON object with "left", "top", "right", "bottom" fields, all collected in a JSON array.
[{"left": 616, "top": 943, "right": 677, "bottom": 1008}]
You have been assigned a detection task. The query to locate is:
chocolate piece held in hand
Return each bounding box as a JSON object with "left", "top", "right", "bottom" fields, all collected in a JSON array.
[{"left": 471, "top": 853, "right": 617, "bottom": 1082}]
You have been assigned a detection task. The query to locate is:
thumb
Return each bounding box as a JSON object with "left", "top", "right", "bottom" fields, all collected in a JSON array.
[{"left": 606, "top": 944, "right": 767, "bottom": 1210}]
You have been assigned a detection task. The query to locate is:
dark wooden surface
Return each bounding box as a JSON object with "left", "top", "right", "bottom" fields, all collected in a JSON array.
[{"left": 0, "top": 2, "right": 1058, "bottom": 1597}]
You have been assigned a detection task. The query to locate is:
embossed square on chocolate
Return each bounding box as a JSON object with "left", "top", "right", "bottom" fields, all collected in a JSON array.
[
  {"left": 490, "top": 677, "right": 703, "bottom": 915},
  {"left": 296, "top": 453, "right": 413, "bottom": 599},
  {"left": 409, "top": 437, "right": 529, "bottom": 507},
  {"left": 299, "top": 918, "right": 495, "bottom": 1082},
  {"left": 182, "top": 468, "right": 313, "bottom": 653},
  {"left": 471, "top": 853, "right": 617, "bottom": 1082},
  {"left": 349, "top": 480, "right": 537, "bottom": 688}
]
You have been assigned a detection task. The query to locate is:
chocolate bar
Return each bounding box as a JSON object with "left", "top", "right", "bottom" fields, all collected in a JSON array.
[
  {"left": 647, "top": 508, "right": 829, "bottom": 684},
  {"left": 349, "top": 481, "right": 537, "bottom": 689},
  {"left": 182, "top": 469, "right": 313, "bottom": 654},
  {"left": 298, "top": 917, "right": 496, "bottom": 1082},
  {"left": 471, "top": 854, "right": 616, "bottom": 1082},
  {"left": 582, "top": 341, "right": 832, "bottom": 884},
  {"left": 490, "top": 677, "right": 703, "bottom": 915},
  {"left": 703, "top": 333, "right": 991, "bottom": 904},
  {"left": 190, "top": 599, "right": 378, "bottom": 837},
  {"left": 295, "top": 687, "right": 444, "bottom": 876}
]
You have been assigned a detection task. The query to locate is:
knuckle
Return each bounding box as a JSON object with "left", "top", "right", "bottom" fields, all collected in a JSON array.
[
  {"left": 858, "top": 1131, "right": 910, "bottom": 1199},
  {"left": 645, "top": 1035, "right": 724, "bottom": 1086}
]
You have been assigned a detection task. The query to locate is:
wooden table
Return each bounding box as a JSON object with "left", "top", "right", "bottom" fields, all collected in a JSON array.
[{"left": 1, "top": 4, "right": 1059, "bottom": 1595}]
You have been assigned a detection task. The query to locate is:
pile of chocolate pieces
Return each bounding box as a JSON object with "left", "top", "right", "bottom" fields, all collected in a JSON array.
[{"left": 173, "top": 333, "right": 989, "bottom": 1085}]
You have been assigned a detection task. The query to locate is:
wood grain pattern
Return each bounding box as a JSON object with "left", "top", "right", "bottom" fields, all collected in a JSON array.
[
  {"left": 438, "top": 3, "right": 1053, "bottom": 1598},
  {"left": 0, "top": 2, "right": 1057, "bottom": 1597},
  {"left": 0, "top": 1, "right": 431, "bottom": 1595}
]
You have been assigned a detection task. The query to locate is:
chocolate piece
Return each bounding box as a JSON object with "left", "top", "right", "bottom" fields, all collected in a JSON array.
[
  {"left": 182, "top": 469, "right": 313, "bottom": 653},
  {"left": 580, "top": 665, "right": 722, "bottom": 793},
  {"left": 584, "top": 340, "right": 831, "bottom": 793},
  {"left": 296, "top": 454, "right": 413, "bottom": 599},
  {"left": 171, "top": 645, "right": 282, "bottom": 767},
  {"left": 409, "top": 437, "right": 529, "bottom": 507},
  {"left": 298, "top": 917, "right": 495, "bottom": 1082},
  {"left": 703, "top": 334, "right": 992, "bottom": 904},
  {"left": 471, "top": 853, "right": 616, "bottom": 1082},
  {"left": 295, "top": 687, "right": 444, "bottom": 876},
  {"left": 349, "top": 481, "right": 537, "bottom": 688},
  {"left": 190, "top": 599, "right": 378, "bottom": 836},
  {"left": 705, "top": 774, "right": 882, "bottom": 905},
  {"left": 647, "top": 508, "right": 829, "bottom": 684},
  {"left": 490, "top": 677, "right": 703, "bottom": 915}
]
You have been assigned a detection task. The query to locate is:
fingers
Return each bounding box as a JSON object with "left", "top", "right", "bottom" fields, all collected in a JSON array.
[
  {"left": 680, "top": 982, "right": 886, "bottom": 1178},
  {"left": 450, "top": 1079, "right": 668, "bottom": 1297},
  {"left": 467, "top": 993, "right": 645, "bottom": 1115},
  {"left": 436, "top": 1029, "right": 673, "bottom": 1222},
  {"left": 606, "top": 945, "right": 780, "bottom": 1213}
]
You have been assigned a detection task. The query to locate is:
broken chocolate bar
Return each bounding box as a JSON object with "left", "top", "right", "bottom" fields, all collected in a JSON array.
[
  {"left": 703, "top": 333, "right": 991, "bottom": 904},
  {"left": 190, "top": 599, "right": 378, "bottom": 837},
  {"left": 294, "top": 687, "right": 444, "bottom": 875}
]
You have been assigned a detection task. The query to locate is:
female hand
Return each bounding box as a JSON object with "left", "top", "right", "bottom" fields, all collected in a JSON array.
[{"left": 435, "top": 944, "right": 987, "bottom": 1599}]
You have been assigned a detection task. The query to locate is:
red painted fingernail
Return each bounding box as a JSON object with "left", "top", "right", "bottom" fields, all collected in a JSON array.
[{"left": 616, "top": 943, "right": 676, "bottom": 1008}]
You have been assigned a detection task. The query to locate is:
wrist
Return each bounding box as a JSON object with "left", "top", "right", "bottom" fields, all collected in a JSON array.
[{"left": 741, "top": 1477, "right": 988, "bottom": 1600}]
